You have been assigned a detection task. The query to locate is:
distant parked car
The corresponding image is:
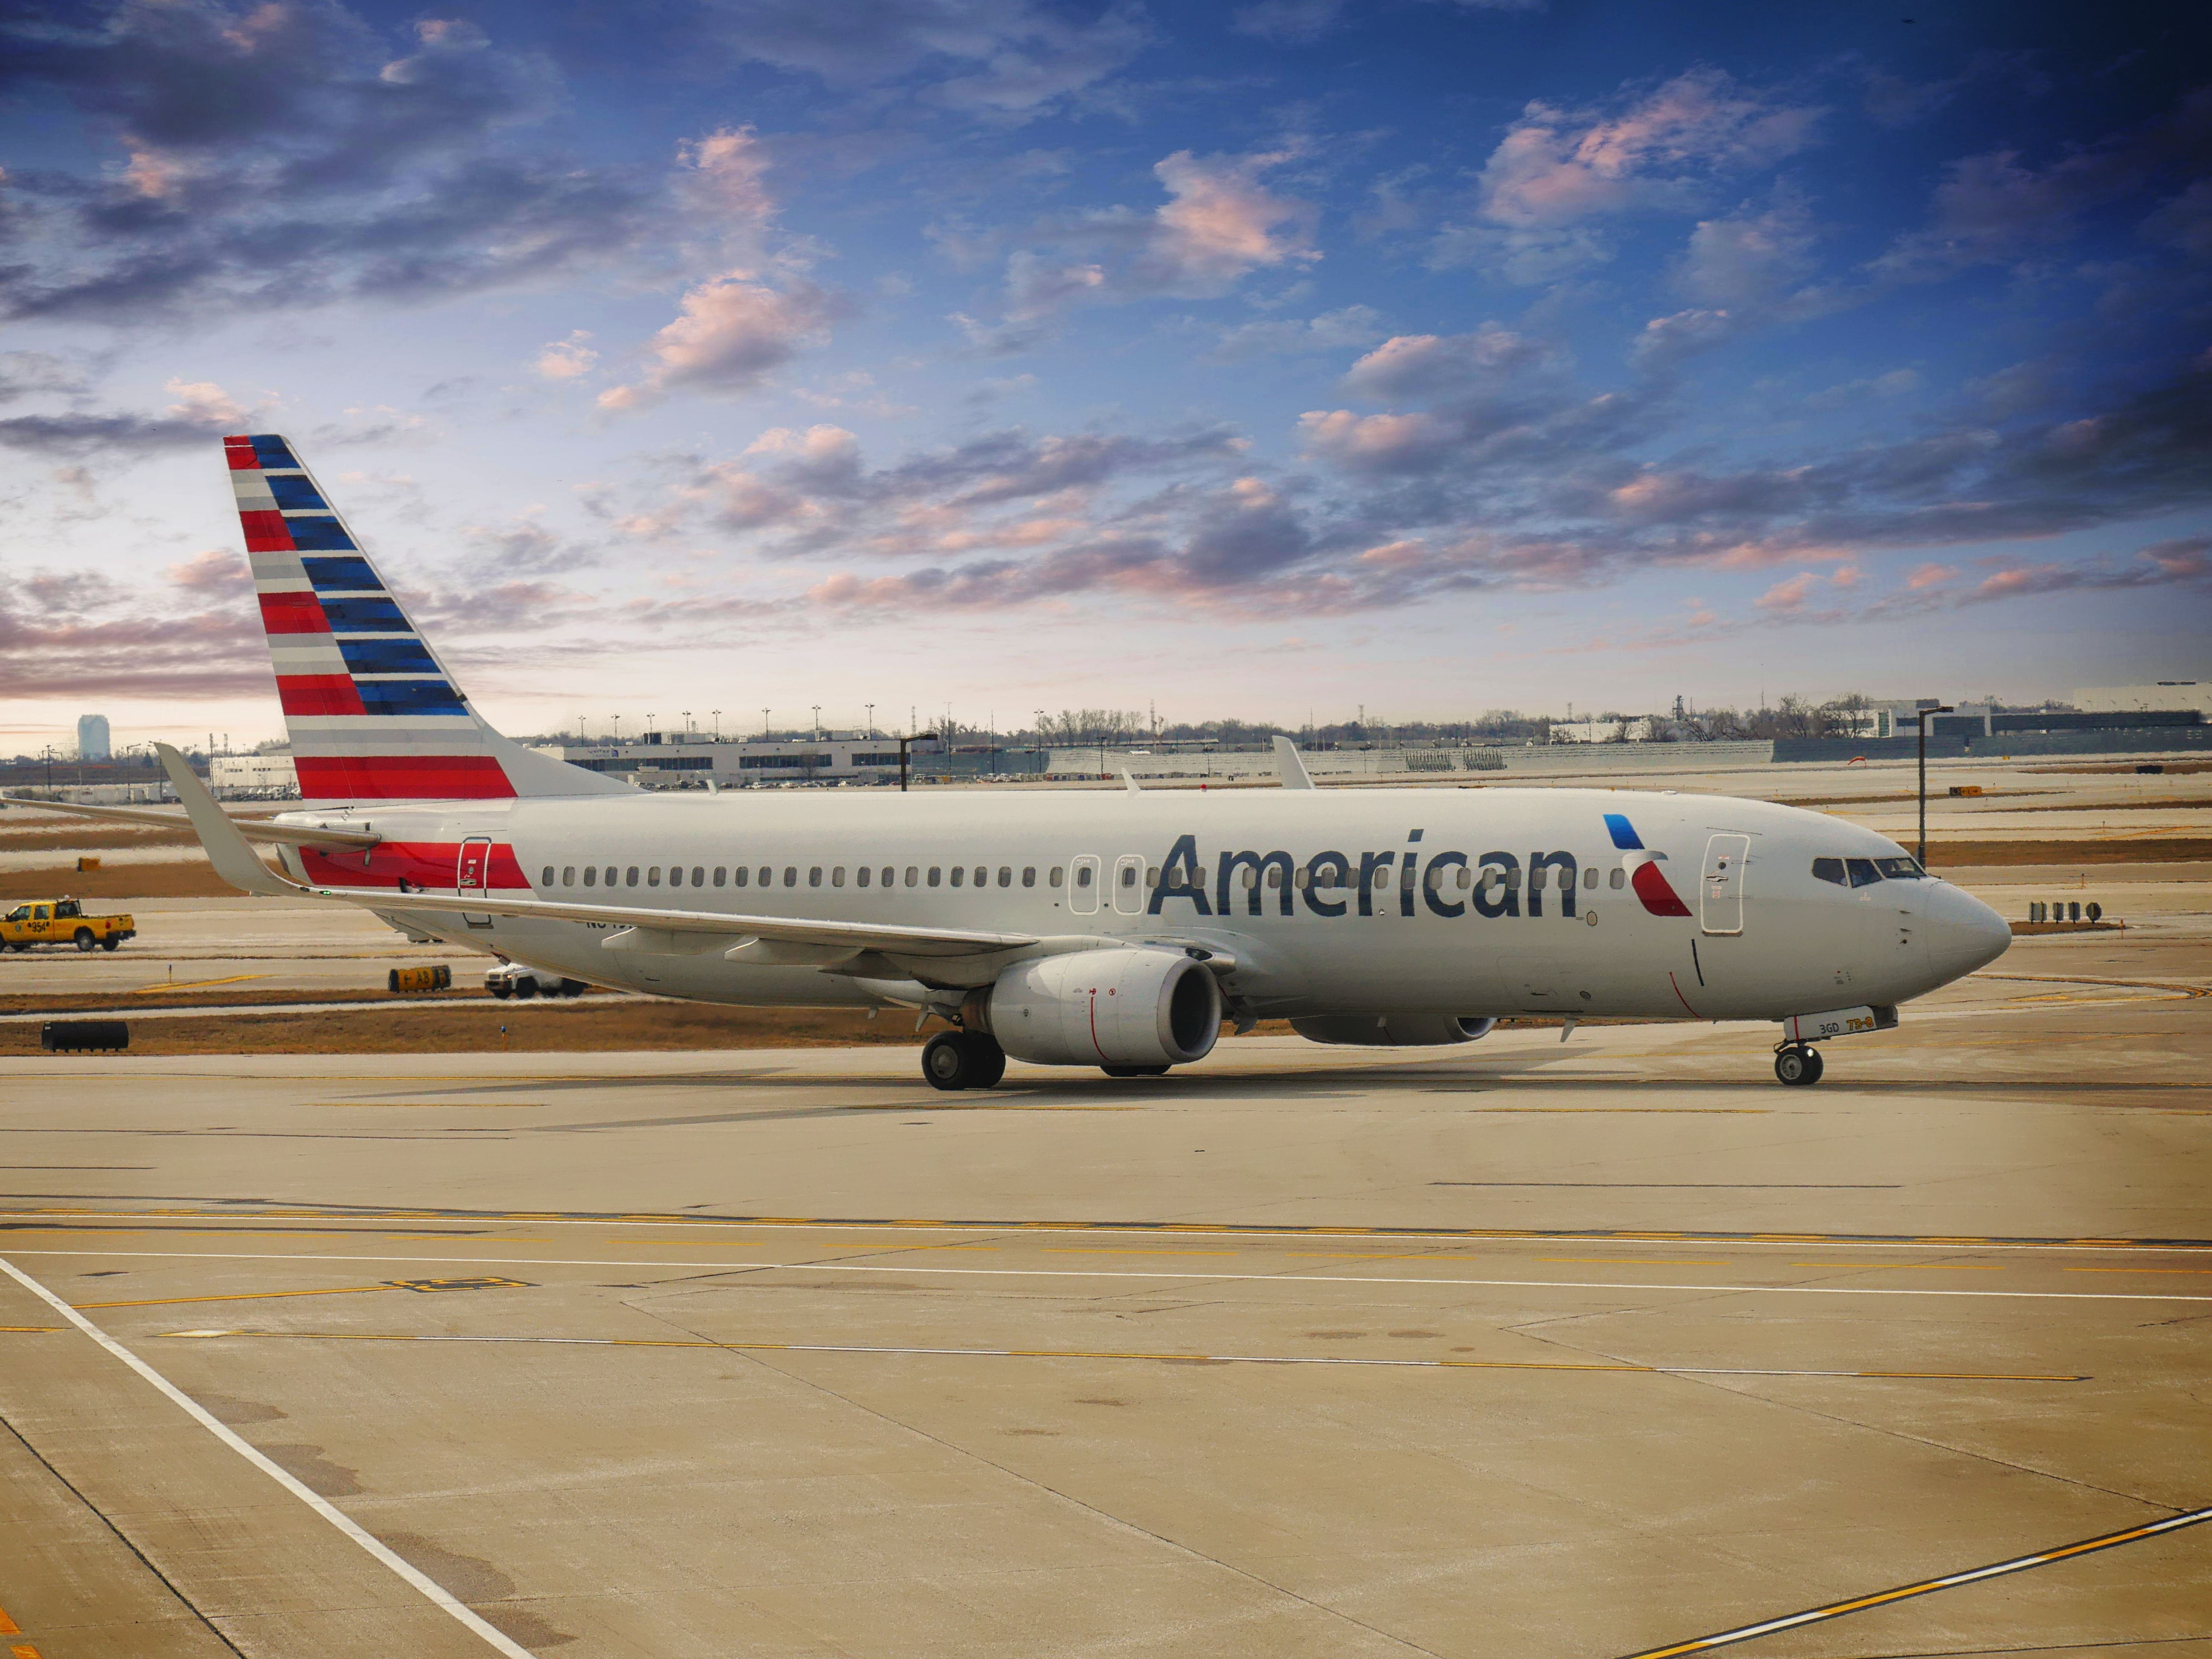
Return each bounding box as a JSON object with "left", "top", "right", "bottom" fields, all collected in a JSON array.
[{"left": 485, "top": 962, "right": 588, "bottom": 999}]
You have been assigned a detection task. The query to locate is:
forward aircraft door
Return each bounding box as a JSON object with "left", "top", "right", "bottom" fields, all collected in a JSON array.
[
  {"left": 456, "top": 835, "right": 494, "bottom": 928},
  {"left": 1700, "top": 834, "right": 1749, "bottom": 935},
  {"left": 1112, "top": 853, "right": 1145, "bottom": 916},
  {"left": 1069, "top": 854, "right": 1102, "bottom": 916}
]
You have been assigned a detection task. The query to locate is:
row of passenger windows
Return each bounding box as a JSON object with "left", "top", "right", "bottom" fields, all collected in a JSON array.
[
  {"left": 542, "top": 863, "right": 1058, "bottom": 890},
  {"left": 1810, "top": 855, "right": 1926, "bottom": 888},
  {"left": 535, "top": 860, "right": 1635, "bottom": 893}
]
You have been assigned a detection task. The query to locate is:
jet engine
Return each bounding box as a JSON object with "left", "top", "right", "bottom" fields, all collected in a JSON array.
[
  {"left": 1291, "top": 1014, "right": 1498, "bottom": 1047},
  {"left": 966, "top": 948, "right": 1222, "bottom": 1068}
]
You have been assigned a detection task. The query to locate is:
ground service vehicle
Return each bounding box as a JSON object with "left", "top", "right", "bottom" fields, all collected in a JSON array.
[
  {"left": 1, "top": 899, "right": 135, "bottom": 953},
  {"left": 11, "top": 434, "right": 2013, "bottom": 1089}
]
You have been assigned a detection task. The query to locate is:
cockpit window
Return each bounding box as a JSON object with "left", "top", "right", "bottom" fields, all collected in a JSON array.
[
  {"left": 1874, "top": 856, "right": 1927, "bottom": 879},
  {"left": 1811, "top": 858, "right": 1846, "bottom": 885},
  {"left": 1845, "top": 857, "right": 1883, "bottom": 887}
]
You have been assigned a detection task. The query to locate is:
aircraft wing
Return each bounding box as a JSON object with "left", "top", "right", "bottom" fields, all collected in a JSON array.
[
  {"left": 143, "top": 742, "right": 1034, "bottom": 959},
  {"left": 0, "top": 793, "right": 381, "bottom": 850},
  {"left": 300, "top": 884, "right": 1038, "bottom": 958}
]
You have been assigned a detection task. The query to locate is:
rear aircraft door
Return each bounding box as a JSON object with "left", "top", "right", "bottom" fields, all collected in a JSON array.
[
  {"left": 1069, "top": 854, "right": 1102, "bottom": 916},
  {"left": 456, "top": 836, "right": 495, "bottom": 928},
  {"left": 1700, "top": 834, "right": 1749, "bottom": 936},
  {"left": 1112, "top": 853, "right": 1146, "bottom": 916}
]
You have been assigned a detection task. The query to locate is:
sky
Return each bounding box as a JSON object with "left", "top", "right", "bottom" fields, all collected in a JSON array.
[{"left": 1, "top": 0, "right": 2207, "bottom": 753}]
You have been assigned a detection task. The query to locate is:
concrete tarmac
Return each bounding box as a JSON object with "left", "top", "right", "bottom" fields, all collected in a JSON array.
[{"left": 2, "top": 931, "right": 2210, "bottom": 1658}]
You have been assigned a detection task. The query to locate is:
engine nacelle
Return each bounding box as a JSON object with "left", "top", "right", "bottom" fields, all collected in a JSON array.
[
  {"left": 1291, "top": 1014, "right": 1498, "bottom": 1048},
  {"left": 968, "top": 948, "right": 1222, "bottom": 1068}
]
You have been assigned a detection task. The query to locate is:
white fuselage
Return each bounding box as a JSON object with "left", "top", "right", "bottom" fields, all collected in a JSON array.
[{"left": 273, "top": 785, "right": 2012, "bottom": 1025}]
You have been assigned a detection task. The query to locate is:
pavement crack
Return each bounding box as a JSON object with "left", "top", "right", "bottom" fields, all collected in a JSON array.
[{"left": 622, "top": 1300, "right": 1448, "bottom": 1658}]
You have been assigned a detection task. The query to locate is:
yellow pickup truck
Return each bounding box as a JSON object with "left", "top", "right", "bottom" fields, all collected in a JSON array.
[{"left": 0, "top": 898, "right": 136, "bottom": 952}]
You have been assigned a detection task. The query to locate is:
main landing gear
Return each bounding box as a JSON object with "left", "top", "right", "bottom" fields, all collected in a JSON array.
[
  {"left": 1773, "top": 1043, "right": 1825, "bottom": 1087},
  {"left": 922, "top": 1029, "right": 1006, "bottom": 1091}
]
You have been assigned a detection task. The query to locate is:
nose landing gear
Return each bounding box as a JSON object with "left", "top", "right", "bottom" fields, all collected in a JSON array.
[
  {"left": 922, "top": 1029, "right": 1006, "bottom": 1091},
  {"left": 1773, "top": 1043, "right": 1825, "bottom": 1087}
]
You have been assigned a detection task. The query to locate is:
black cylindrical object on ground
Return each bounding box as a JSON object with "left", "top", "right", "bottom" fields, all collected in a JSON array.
[{"left": 42, "top": 1019, "right": 128, "bottom": 1051}]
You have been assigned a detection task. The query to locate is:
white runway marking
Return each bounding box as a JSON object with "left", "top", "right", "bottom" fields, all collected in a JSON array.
[
  {"left": 9, "top": 1247, "right": 2212, "bottom": 1303},
  {"left": 0, "top": 1253, "right": 535, "bottom": 1659}
]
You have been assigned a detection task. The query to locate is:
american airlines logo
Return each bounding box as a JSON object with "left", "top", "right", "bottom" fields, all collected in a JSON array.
[{"left": 1147, "top": 813, "right": 1692, "bottom": 920}]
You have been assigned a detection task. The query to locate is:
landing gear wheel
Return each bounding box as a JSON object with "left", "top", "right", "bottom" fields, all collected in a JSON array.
[
  {"left": 73, "top": 928, "right": 96, "bottom": 952},
  {"left": 1100, "top": 1065, "right": 1170, "bottom": 1077},
  {"left": 922, "top": 1030, "right": 1005, "bottom": 1091},
  {"left": 1774, "top": 1044, "right": 1824, "bottom": 1086}
]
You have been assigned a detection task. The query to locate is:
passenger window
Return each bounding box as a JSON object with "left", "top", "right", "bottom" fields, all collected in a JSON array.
[
  {"left": 973, "top": 866, "right": 987, "bottom": 887},
  {"left": 626, "top": 867, "right": 640, "bottom": 887},
  {"left": 1022, "top": 867, "right": 1036, "bottom": 888},
  {"left": 1049, "top": 867, "right": 1064, "bottom": 887},
  {"left": 692, "top": 866, "right": 704, "bottom": 886},
  {"left": 733, "top": 866, "right": 748, "bottom": 887},
  {"left": 1074, "top": 866, "right": 1092, "bottom": 889},
  {"left": 832, "top": 867, "right": 844, "bottom": 887},
  {"left": 583, "top": 867, "right": 597, "bottom": 887},
  {"left": 1240, "top": 867, "right": 1255, "bottom": 889},
  {"left": 1811, "top": 857, "right": 1847, "bottom": 885},
  {"left": 648, "top": 867, "right": 661, "bottom": 886},
  {"left": 857, "top": 867, "right": 870, "bottom": 888},
  {"left": 783, "top": 867, "right": 797, "bottom": 887},
  {"left": 542, "top": 866, "right": 555, "bottom": 886},
  {"left": 809, "top": 867, "right": 823, "bottom": 887},
  {"left": 1874, "top": 856, "right": 1926, "bottom": 879},
  {"left": 1583, "top": 866, "right": 1598, "bottom": 888},
  {"left": 759, "top": 867, "right": 771, "bottom": 887},
  {"left": 950, "top": 866, "right": 964, "bottom": 888},
  {"left": 882, "top": 867, "right": 894, "bottom": 888},
  {"left": 1150, "top": 866, "right": 1164, "bottom": 888},
  {"left": 928, "top": 867, "right": 942, "bottom": 887},
  {"left": 906, "top": 866, "right": 919, "bottom": 886},
  {"left": 1456, "top": 867, "right": 1472, "bottom": 889},
  {"left": 1268, "top": 866, "right": 1283, "bottom": 889},
  {"left": 1529, "top": 868, "right": 1546, "bottom": 891},
  {"left": 1609, "top": 867, "right": 1625, "bottom": 889},
  {"left": 1846, "top": 858, "right": 1883, "bottom": 887},
  {"left": 998, "top": 866, "right": 1012, "bottom": 888},
  {"left": 1119, "top": 865, "right": 1136, "bottom": 888},
  {"left": 713, "top": 867, "right": 725, "bottom": 887},
  {"left": 1505, "top": 868, "right": 1520, "bottom": 889}
]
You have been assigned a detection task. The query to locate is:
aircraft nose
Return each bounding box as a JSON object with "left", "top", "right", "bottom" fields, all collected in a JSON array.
[{"left": 1925, "top": 882, "right": 2011, "bottom": 982}]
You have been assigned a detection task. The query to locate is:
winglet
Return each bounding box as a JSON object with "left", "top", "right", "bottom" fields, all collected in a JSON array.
[
  {"left": 1122, "top": 768, "right": 1142, "bottom": 792},
  {"left": 153, "top": 743, "right": 294, "bottom": 896},
  {"left": 1273, "top": 736, "right": 1315, "bottom": 790}
]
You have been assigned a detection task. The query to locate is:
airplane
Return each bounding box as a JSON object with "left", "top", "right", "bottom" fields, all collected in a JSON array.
[{"left": 19, "top": 433, "right": 2012, "bottom": 1091}]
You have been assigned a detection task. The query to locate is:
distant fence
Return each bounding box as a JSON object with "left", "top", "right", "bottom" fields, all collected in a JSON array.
[{"left": 1774, "top": 728, "right": 2212, "bottom": 763}]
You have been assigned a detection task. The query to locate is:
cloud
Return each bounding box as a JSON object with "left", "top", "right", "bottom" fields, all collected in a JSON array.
[
  {"left": 0, "top": 2, "right": 658, "bottom": 323},
  {"left": 1230, "top": 0, "right": 1346, "bottom": 44},
  {"left": 162, "top": 377, "right": 259, "bottom": 427},
  {"left": 969, "top": 148, "right": 1318, "bottom": 340},
  {"left": 697, "top": 0, "right": 1149, "bottom": 117},
  {"left": 1204, "top": 305, "right": 1384, "bottom": 362},
  {"left": 532, "top": 331, "right": 599, "bottom": 380},
  {"left": 1339, "top": 325, "right": 1558, "bottom": 402},
  {"left": 678, "top": 126, "right": 774, "bottom": 224},
  {"left": 164, "top": 548, "right": 251, "bottom": 592},
  {"left": 598, "top": 271, "right": 852, "bottom": 407},
  {"left": 1871, "top": 87, "right": 2212, "bottom": 281},
  {"left": 1436, "top": 68, "right": 1823, "bottom": 281}
]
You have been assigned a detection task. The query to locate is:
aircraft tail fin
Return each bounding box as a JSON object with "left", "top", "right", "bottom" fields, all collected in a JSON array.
[{"left": 224, "top": 434, "right": 627, "bottom": 802}]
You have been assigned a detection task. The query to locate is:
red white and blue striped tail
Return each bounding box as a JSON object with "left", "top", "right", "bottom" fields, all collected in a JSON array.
[{"left": 225, "top": 434, "right": 628, "bottom": 803}]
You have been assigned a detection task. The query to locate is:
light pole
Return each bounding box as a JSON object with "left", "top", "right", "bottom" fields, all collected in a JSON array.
[
  {"left": 682, "top": 710, "right": 691, "bottom": 737},
  {"left": 762, "top": 708, "right": 770, "bottom": 739},
  {"left": 711, "top": 709, "right": 720, "bottom": 739},
  {"left": 898, "top": 732, "right": 939, "bottom": 793},
  {"left": 812, "top": 704, "right": 821, "bottom": 740},
  {"left": 610, "top": 715, "right": 620, "bottom": 744},
  {"left": 1912, "top": 704, "right": 1953, "bottom": 867},
  {"left": 865, "top": 703, "right": 874, "bottom": 738}
]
